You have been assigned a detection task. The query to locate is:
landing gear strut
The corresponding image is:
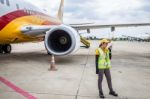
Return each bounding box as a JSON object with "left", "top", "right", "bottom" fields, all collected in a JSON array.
[{"left": 0, "top": 44, "right": 12, "bottom": 54}]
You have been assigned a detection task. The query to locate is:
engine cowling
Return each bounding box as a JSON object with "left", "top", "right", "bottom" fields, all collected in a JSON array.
[{"left": 45, "top": 25, "right": 80, "bottom": 56}]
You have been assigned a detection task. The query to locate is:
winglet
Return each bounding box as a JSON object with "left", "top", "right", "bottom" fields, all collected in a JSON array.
[{"left": 57, "top": 0, "right": 64, "bottom": 22}]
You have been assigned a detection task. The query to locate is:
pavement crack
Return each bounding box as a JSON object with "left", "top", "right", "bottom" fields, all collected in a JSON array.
[{"left": 75, "top": 49, "right": 90, "bottom": 99}]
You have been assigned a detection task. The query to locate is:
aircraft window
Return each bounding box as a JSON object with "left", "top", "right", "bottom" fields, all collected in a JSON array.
[
  {"left": 32, "top": 11, "right": 34, "bottom": 14},
  {"left": 27, "top": 9, "right": 31, "bottom": 15},
  {"left": 26, "top": 9, "right": 30, "bottom": 14},
  {"left": 31, "top": 10, "right": 35, "bottom": 15},
  {"left": 0, "top": 0, "right": 4, "bottom": 4},
  {"left": 29, "top": 10, "right": 32, "bottom": 15},
  {"left": 16, "top": 4, "right": 19, "bottom": 9},
  {"left": 35, "top": 11, "right": 37, "bottom": 15},
  {"left": 33, "top": 11, "right": 35, "bottom": 15},
  {"left": 31, "top": 10, "right": 34, "bottom": 15},
  {"left": 27, "top": 10, "right": 29, "bottom": 14},
  {"left": 30, "top": 10, "right": 33, "bottom": 15},
  {"left": 24, "top": 8, "right": 28, "bottom": 13},
  {"left": 6, "top": 0, "right": 10, "bottom": 6},
  {"left": 23, "top": 8, "right": 26, "bottom": 12}
]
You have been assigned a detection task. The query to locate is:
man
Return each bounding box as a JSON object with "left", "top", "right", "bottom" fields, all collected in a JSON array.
[{"left": 95, "top": 39, "right": 118, "bottom": 98}]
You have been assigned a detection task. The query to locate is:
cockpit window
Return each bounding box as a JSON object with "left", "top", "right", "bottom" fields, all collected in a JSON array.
[
  {"left": 0, "top": 0, "right": 4, "bottom": 4},
  {"left": 0, "top": 0, "right": 10, "bottom": 6},
  {"left": 6, "top": 0, "right": 10, "bottom": 6},
  {"left": 16, "top": 4, "right": 19, "bottom": 9}
]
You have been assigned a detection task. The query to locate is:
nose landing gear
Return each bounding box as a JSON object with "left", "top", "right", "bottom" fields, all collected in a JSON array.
[{"left": 0, "top": 44, "right": 12, "bottom": 54}]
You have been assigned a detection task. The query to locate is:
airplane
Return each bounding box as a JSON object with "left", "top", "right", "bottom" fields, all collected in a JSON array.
[
  {"left": 122, "top": 35, "right": 150, "bottom": 42},
  {"left": 0, "top": 0, "right": 150, "bottom": 55}
]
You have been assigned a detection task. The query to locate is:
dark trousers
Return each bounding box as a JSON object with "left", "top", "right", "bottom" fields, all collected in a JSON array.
[{"left": 98, "top": 69, "right": 113, "bottom": 93}]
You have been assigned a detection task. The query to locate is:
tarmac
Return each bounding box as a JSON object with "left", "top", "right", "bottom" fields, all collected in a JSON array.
[{"left": 0, "top": 41, "right": 150, "bottom": 99}]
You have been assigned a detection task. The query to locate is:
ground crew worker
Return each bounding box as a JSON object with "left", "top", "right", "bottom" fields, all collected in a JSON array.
[{"left": 95, "top": 39, "right": 118, "bottom": 98}]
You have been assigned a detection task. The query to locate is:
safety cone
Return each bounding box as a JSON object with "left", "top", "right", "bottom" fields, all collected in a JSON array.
[{"left": 48, "top": 55, "right": 57, "bottom": 71}]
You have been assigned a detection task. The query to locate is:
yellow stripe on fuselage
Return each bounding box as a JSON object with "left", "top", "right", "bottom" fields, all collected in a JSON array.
[{"left": 0, "top": 15, "right": 61, "bottom": 44}]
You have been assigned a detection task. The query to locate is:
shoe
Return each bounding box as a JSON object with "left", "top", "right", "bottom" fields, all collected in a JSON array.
[
  {"left": 99, "top": 95, "right": 105, "bottom": 98},
  {"left": 99, "top": 91, "right": 105, "bottom": 98},
  {"left": 109, "top": 91, "right": 118, "bottom": 97}
]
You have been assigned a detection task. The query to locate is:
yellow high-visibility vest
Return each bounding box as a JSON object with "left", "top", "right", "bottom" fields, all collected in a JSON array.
[{"left": 98, "top": 48, "right": 111, "bottom": 69}]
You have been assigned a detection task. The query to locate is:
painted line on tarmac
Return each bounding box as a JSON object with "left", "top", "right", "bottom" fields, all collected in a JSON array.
[{"left": 0, "top": 76, "right": 37, "bottom": 99}]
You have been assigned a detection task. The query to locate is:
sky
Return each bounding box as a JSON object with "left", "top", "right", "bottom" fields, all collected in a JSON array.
[{"left": 26, "top": 0, "right": 150, "bottom": 38}]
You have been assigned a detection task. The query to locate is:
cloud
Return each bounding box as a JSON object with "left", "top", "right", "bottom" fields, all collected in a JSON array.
[
  {"left": 25, "top": 0, "right": 150, "bottom": 37},
  {"left": 26, "top": 0, "right": 150, "bottom": 23}
]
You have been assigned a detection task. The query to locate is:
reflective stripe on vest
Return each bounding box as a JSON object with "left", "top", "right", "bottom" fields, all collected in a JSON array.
[{"left": 98, "top": 48, "right": 111, "bottom": 69}]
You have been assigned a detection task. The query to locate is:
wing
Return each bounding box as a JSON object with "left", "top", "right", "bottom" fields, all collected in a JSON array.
[
  {"left": 20, "top": 23, "right": 150, "bottom": 37},
  {"left": 71, "top": 23, "right": 150, "bottom": 32}
]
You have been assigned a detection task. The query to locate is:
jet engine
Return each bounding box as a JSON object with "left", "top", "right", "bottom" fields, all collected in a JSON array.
[{"left": 45, "top": 25, "right": 80, "bottom": 56}]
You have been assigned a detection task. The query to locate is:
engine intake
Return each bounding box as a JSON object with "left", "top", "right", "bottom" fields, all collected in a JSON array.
[{"left": 45, "top": 25, "right": 80, "bottom": 56}]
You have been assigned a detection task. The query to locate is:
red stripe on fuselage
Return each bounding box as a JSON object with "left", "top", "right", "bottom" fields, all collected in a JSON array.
[
  {"left": 0, "top": 10, "right": 30, "bottom": 30},
  {"left": 0, "top": 10, "right": 57, "bottom": 31}
]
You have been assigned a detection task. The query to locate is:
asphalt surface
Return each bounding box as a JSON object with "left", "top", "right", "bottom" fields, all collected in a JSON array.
[{"left": 0, "top": 41, "right": 150, "bottom": 99}]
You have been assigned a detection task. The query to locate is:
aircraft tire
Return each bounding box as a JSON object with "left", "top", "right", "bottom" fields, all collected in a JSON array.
[
  {"left": 0, "top": 45, "right": 3, "bottom": 53},
  {"left": 3, "top": 44, "right": 12, "bottom": 54}
]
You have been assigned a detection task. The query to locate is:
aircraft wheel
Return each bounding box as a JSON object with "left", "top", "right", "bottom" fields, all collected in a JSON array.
[
  {"left": 0, "top": 45, "right": 3, "bottom": 53},
  {"left": 3, "top": 44, "right": 12, "bottom": 54}
]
